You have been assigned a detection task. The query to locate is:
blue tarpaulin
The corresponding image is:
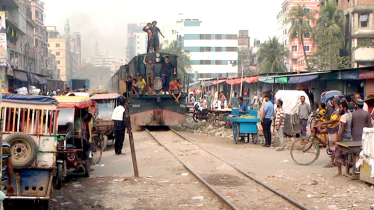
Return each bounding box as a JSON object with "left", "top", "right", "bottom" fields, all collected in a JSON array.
[
  {"left": 320, "top": 90, "right": 343, "bottom": 103},
  {"left": 2, "top": 94, "right": 58, "bottom": 104},
  {"left": 288, "top": 75, "right": 319, "bottom": 84}
]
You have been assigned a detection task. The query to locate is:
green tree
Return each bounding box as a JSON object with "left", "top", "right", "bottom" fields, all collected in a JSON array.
[
  {"left": 314, "top": 1, "right": 346, "bottom": 70},
  {"left": 288, "top": 4, "right": 316, "bottom": 70},
  {"left": 257, "top": 37, "right": 289, "bottom": 73},
  {"left": 161, "top": 41, "right": 191, "bottom": 76}
]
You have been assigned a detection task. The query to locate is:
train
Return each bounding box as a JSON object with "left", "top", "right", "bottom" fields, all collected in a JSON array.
[{"left": 110, "top": 52, "right": 187, "bottom": 128}]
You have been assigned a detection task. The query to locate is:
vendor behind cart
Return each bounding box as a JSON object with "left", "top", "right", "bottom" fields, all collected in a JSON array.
[{"left": 238, "top": 97, "right": 248, "bottom": 114}]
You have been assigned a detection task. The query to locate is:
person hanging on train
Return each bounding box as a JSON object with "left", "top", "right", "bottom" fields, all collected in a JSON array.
[
  {"left": 161, "top": 55, "right": 176, "bottom": 94},
  {"left": 143, "top": 55, "right": 155, "bottom": 94},
  {"left": 170, "top": 78, "right": 182, "bottom": 103}
]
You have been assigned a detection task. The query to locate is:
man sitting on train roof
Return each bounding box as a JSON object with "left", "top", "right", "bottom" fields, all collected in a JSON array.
[
  {"left": 161, "top": 55, "right": 176, "bottom": 94},
  {"left": 170, "top": 78, "right": 182, "bottom": 103}
]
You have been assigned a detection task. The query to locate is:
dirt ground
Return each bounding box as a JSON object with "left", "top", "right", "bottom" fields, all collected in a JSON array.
[{"left": 50, "top": 127, "right": 374, "bottom": 210}]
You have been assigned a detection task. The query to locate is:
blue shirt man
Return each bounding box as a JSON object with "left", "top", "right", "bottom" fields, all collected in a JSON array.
[
  {"left": 238, "top": 97, "right": 248, "bottom": 114},
  {"left": 261, "top": 94, "right": 273, "bottom": 147},
  {"left": 263, "top": 100, "right": 274, "bottom": 119}
]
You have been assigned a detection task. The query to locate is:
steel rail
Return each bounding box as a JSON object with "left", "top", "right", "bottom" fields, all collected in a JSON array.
[
  {"left": 171, "top": 128, "right": 312, "bottom": 210},
  {"left": 145, "top": 129, "right": 239, "bottom": 210}
]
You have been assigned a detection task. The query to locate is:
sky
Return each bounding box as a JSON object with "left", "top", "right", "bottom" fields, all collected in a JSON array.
[{"left": 43, "top": 0, "right": 281, "bottom": 61}]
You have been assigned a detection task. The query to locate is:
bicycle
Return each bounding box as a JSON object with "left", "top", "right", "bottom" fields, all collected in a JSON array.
[{"left": 290, "top": 122, "right": 332, "bottom": 165}]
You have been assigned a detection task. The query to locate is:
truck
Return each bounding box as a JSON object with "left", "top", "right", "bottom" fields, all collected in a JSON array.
[{"left": 70, "top": 79, "right": 90, "bottom": 91}]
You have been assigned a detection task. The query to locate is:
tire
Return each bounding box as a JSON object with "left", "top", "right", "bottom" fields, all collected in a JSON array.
[
  {"left": 233, "top": 123, "right": 239, "bottom": 144},
  {"left": 102, "top": 135, "right": 109, "bottom": 151},
  {"left": 6, "top": 133, "right": 38, "bottom": 169},
  {"left": 55, "top": 163, "right": 63, "bottom": 190},
  {"left": 92, "top": 135, "right": 103, "bottom": 165},
  {"left": 192, "top": 113, "right": 198, "bottom": 122},
  {"left": 84, "top": 159, "right": 91, "bottom": 177},
  {"left": 290, "top": 137, "right": 320, "bottom": 165}
]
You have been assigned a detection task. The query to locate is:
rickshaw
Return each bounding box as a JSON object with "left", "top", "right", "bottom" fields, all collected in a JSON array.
[
  {"left": 90, "top": 93, "right": 120, "bottom": 151},
  {"left": 53, "top": 96, "right": 101, "bottom": 189},
  {"left": 1, "top": 94, "right": 59, "bottom": 209}
]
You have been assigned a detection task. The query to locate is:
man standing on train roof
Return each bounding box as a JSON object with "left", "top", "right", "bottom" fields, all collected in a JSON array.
[
  {"left": 161, "top": 55, "right": 176, "bottom": 94},
  {"left": 111, "top": 97, "right": 127, "bottom": 155},
  {"left": 143, "top": 23, "right": 153, "bottom": 53},
  {"left": 150, "top": 21, "right": 164, "bottom": 53}
]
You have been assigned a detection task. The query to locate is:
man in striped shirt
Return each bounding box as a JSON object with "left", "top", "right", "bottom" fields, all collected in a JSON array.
[{"left": 275, "top": 100, "right": 285, "bottom": 151}]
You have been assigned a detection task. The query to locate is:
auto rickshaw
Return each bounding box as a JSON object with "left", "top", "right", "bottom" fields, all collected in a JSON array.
[
  {"left": 53, "top": 96, "right": 101, "bottom": 189},
  {"left": 1, "top": 94, "right": 59, "bottom": 209},
  {"left": 90, "top": 93, "right": 120, "bottom": 151}
]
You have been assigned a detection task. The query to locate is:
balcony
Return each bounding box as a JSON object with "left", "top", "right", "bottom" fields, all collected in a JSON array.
[{"left": 353, "top": 47, "right": 374, "bottom": 62}]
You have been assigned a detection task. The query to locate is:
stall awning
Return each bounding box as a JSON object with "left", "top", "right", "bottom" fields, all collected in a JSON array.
[
  {"left": 226, "top": 78, "right": 242, "bottom": 85},
  {"left": 13, "top": 70, "right": 28, "bottom": 82},
  {"left": 188, "top": 81, "right": 200, "bottom": 87},
  {"left": 244, "top": 76, "right": 258, "bottom": 83},
  {"left": 259, "top": 76, "right": 288, "bottom": 84},
  {"left": 288, "top": 75, "right": 319, "bottom": 84},
  {"left": 204, "top": 81, "right": 214, "bottom": 86},
  {"left": 29, "top": 73, "right": 47, "bottom": 85},
  {"left": 213, "top": 79, "right": 226, "bottom": 85}
]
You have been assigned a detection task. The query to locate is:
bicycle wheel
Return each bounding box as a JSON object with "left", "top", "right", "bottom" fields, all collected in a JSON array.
[
  {"left": 290, "top": 137, "right": 320, "bottom": 165},
  {"left": 92, "top": 135, "right": 103, "bottom": 165}
]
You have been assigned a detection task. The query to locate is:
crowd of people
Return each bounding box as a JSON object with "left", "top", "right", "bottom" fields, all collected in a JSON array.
[{"left": 266, "top": 91, "right": 373, "bottom": 177}]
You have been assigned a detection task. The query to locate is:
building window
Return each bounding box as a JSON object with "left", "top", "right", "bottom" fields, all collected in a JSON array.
[
  {"left": 359, "top": 13, "right": 369, "bottom": 27},
  {"left": 226, "top": 35, "right": 237, "bottom": 39},
  {"left": 304, "top": 32, "right": 310, "bottom": 38},
  {"left": 200, "top": 60, "right": 205, "bottom": 65},
  {"left": 226, "top": 47, "right": 237, "bottom": 52},
  {"left": 216, "top": 47, "right": 222, "bottom": 52},
  {"left": 48, "top": 43, "right": 50, "bottom": 47},
  {"left": 200, "top": 47, "right": 205, "bottom": 52},
  {"left": 204, "top": 60, "right": 211, "bottom": 65},
  {"left": 216, "top": 34, "right": 222, "bottom": 40},
  {"left": 200, "top": 34, "right": 204, "bottom": 39},
  {"left": 204, "top": 34, "right": 211, "bottom": 40},
  {"left": 304, "top": 45, "right": 310, "bottom": 52},
  {"left": 292, "top": 45, "right": 298, "bottom": 52},
  {"left": 215, "top": 60, "right": 222, "bottom": 65},
  {"left": 56, "top": 51, "right": 60, "bottom": 56},
  {"left": 292, "top": 58, "right": 297, "bottom": 64},
  {"left": 204, "top": 47, "right": 211, "bottom": 52},
  {"left": 57, "top": 60, "right": 60, "bottom": 64},
  {"left": 56, "top": 43, "right": 60, "bottom": 47}
]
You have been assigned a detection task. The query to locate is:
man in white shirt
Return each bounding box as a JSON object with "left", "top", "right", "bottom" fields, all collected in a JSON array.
[{"left": 252, "top": 92, "right": 259, "bottom": 110}]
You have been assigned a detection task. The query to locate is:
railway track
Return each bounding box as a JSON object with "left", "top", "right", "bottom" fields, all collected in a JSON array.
[{"left": 145, "top": 128, "right": 311, "bottom": 210}]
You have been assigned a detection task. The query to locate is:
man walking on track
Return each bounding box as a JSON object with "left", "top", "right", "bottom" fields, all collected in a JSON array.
[
  {"left": 111, "top": 97, "right": 127, "bottom": 155},
  {"left": 261, "top": 94, "right": 273, "bottom": 147}
]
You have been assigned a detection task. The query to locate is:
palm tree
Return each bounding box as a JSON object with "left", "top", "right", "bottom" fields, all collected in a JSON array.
[
  {"left": 161, "top": 41, "right": 191, "bottom": 75},
  {"left": 257, "top": 37, "right": 289, "bottom": 73},
  {"left": 288, "top": 4, "right": 316, "bottom": 70},
  {"left": 314, "top": 1, "right": 344, "bottom": 70}
]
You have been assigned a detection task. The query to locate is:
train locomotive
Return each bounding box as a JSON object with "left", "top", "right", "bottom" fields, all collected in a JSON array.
[{"left": 110, "top": 52, "right": 187, "bottom": 128}]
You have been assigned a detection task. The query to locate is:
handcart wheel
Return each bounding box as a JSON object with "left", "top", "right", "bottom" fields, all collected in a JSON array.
[
  {"left": 55, "top": 162, "right": 63, "bottom": 190},
  {"left": 233, "top": 123, "right": 240, "bottom": 144}
]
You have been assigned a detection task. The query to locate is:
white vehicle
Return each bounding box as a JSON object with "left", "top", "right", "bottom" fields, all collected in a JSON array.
[{"left": 274, "top": 90, "right": 310, "bottom": 136}]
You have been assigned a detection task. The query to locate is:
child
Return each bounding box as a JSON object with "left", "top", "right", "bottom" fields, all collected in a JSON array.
[
  {"left": 170, "top": 78, "right": 181, "bottom": 103},
  {"left": 317, "top": 103, "right": 327, "bottom": 123},
  {"left": 132, "top": 79, "right": 138, "bottom": 94},
  {"left": 143, "top": 55, "right": 155, "bottom": 94},
  {"left": 137, "top": 75, "right": 146, "bottom": 94}
]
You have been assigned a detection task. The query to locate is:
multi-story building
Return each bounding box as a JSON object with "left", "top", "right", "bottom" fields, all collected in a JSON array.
[
  {"left": 162, "top": 20, "right": 183, "bottom": 47},
  {"left": 46, "top": 49, "right": 57, "bottom": 79},
  {"left": 276, "top": 0, "right": 319, "bottom": 72},
  {"left": 47, "top": 25, "right": 70, "bottom": 81},
  {"left": 328, "top": 0, "right": 374, "bottom": 67},
  {"left": 31, "top": 0, "right": 48, "bottom": 75},
  {"left": 70, "top": 32, "right": 81, "bottom": 77},
  {"left": 178, "top": 19, "right": 238, "bottom": 79},
  {"left": 250, "top": 39, "right": 261, "bottom": 67},
  {"left": 126, "top": 23, "right": 146, "bottom": 62}
]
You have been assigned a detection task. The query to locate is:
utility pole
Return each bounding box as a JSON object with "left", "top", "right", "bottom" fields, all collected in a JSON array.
[{"left": 124, "top": 99, "right": 139, "bottom": 177}]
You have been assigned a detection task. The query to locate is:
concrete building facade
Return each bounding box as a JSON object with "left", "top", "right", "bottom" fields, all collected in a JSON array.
[
  {"left": 126, "top": 23, "right": 146, "bottom": 62},
  {"left": 276, "top": 0, "right": 319, "bottom": 72},
  {"left": 178, "top": 19, "right": 238, "bottom": 79},
  {"left": 332, "top": 0, "right": 374, "bottom": 67},
  {"left": 47, "top": 26, "right": 69, "bottom": 81}
]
